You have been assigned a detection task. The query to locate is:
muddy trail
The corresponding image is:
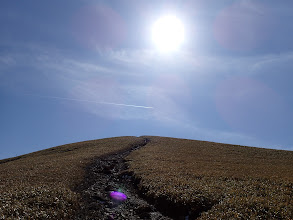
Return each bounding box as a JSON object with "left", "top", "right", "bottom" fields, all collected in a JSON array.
[
  {"left": 74, "top": 138, "right": 172, "bottom": 220},
  {"left": 74, "top": 138, "right": 210, "bottom": 220}
]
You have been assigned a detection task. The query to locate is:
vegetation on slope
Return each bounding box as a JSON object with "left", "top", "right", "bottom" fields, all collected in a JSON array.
[
  {"left": 0, "top": 136, "right": 144, "bottom": 219},
  {"left": 1, "top": 136, "right": 292, "bottom": 219},
  {"left": 126, "top": 136, "right": 293, "bottom": 219}
]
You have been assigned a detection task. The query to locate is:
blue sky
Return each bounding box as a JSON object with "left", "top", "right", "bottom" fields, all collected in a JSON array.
[{"left": 1, "top": 0, "right": 293, "bottom": 159}]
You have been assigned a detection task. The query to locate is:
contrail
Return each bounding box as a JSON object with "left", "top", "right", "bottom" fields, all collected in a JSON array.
[{"left": 24, "top": 94, "right": 154, "bottom": 109}]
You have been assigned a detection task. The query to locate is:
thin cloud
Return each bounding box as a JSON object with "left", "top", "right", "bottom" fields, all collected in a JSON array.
[
  {"left": 251, "top": 52, "right": 293, "bottom": 72},
  {"left": 2, "top": 44, "right": 293, "bottom": 149},
  {"left": 25, "top": 94, "right": 154, "bottom": 109},
  {"left": 0, "top": 55, "right": 15, "bottom": 65}
]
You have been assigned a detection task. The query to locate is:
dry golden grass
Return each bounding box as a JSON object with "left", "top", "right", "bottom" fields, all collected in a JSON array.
[
  {"left": 1, "top": 136, "right": 292, "bottom": 219},
  {"left": 127, "top": 136, "right": 293, "bottom": 219},
  {"left": 0, "top": 136, "right": 143, "bottom": 219}
]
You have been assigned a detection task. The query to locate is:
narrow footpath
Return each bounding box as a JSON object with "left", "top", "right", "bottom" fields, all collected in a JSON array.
[{"left": 74, "top": 138, "right": 172, "bottom": 220}]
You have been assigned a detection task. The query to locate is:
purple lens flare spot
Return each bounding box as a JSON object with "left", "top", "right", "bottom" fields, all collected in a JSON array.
[{"left": 109, "top": 191, "right": 127, "bottom": 201}]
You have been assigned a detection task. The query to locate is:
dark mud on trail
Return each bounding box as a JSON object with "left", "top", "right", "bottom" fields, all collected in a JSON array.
[{"left": 74, "top": 138, "right": 172, "bottom": 220}]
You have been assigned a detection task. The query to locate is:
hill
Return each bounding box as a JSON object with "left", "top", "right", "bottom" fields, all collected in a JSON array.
[
  {"left": 0, "top": 136, "right": 292, "bottom": 219},
  {"left": 0, "top": 136, "right": 145, "bottom": 219},
  {"left": 127, "top": 136, "right": 293, "bottom": 219}
]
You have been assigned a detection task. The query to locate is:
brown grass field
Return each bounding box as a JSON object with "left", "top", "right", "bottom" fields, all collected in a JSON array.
[
  {"left": 0, "top": 136, "right": 292, "bottom": 219},
  {"left": 0, "top": 136, "right": 144, "bottom": 219},
  {"left": 127, "top": 136, "right": 293, "bottom": 219}
]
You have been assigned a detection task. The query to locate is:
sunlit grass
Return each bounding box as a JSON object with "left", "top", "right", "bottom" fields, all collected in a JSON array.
[
  {"left": 127, "top": 136, "right": 293, "bottom": 219},
  {"left": 0, "top": 136, "right": 143, "bottom": 219},
  {"left": 1, "top": 136, "right": 292, "bottom": 219}
]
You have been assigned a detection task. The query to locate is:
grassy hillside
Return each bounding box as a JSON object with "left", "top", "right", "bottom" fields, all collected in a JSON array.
[
  {"left": 1, "top": 136, "right": 292, "bottom": 219},
  {"left": 127, "top": 136, "right": 293, "bottom": 219},
  {"left": 0, "top": 136, "right": 144, "bottom": 219}
]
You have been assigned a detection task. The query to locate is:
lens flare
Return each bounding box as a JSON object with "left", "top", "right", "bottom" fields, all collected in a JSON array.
[{"left": 109, "top": 191, "right": 127, "bottom": 201}]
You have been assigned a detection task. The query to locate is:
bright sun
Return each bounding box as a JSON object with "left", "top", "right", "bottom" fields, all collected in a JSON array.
[{"left": 152, "top": 15, "right": 185, "bottom": 52}]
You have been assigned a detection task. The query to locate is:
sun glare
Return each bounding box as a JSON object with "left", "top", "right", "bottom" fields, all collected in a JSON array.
[{"left": 151, "top": 15, "right": 185, "bottom": 53}]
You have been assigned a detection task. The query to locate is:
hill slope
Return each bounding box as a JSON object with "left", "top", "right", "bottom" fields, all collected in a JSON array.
[
  {"left": 127, "top": 136, "right": 293, "bottom": 219},
  {"left": 0, "top": 136, "right": 292, "bottom": 219},
  {"left": 0, "top": 136, "right": 144, "bottom": 219}
]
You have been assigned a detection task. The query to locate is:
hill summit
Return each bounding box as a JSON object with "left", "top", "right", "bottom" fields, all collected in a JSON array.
[{"left": 0, "top": 136, "right": 292, "bottom": 219}]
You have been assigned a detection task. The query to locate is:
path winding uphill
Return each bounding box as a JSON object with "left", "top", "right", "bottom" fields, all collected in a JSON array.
[
  {"left": 0, "top": 137, "right": 153, "bottom": 219},
  {"left": 74, "top": 138, "right": 171, "bottom": 220},
  {"left": 1, "top": 136, "right": 292, "bottom": 219}
]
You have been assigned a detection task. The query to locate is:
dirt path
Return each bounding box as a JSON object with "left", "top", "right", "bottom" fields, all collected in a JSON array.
[{"left": 74, "top": 138, "right": 172, "bottom": 220}]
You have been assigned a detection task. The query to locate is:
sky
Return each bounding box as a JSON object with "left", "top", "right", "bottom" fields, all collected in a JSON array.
[{"left": 1, "top": 0, "right": 293, "bottom": 159}]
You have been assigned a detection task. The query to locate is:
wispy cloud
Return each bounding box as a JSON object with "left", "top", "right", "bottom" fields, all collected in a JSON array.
[
  {"left": 0, "top": 55, "right": 15, "bottom": 66},
  {"left": 102, "top": 48, "right": 293, "bottom": 80},
  {"left": 2, "top": 44, "right": 293, "bottom": 149},
  {"left": 251, "top": 52, "right": 293, "bottom": 72},
  {"left": 24, "top": 94, "right": 154, "bottom": 109}
]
